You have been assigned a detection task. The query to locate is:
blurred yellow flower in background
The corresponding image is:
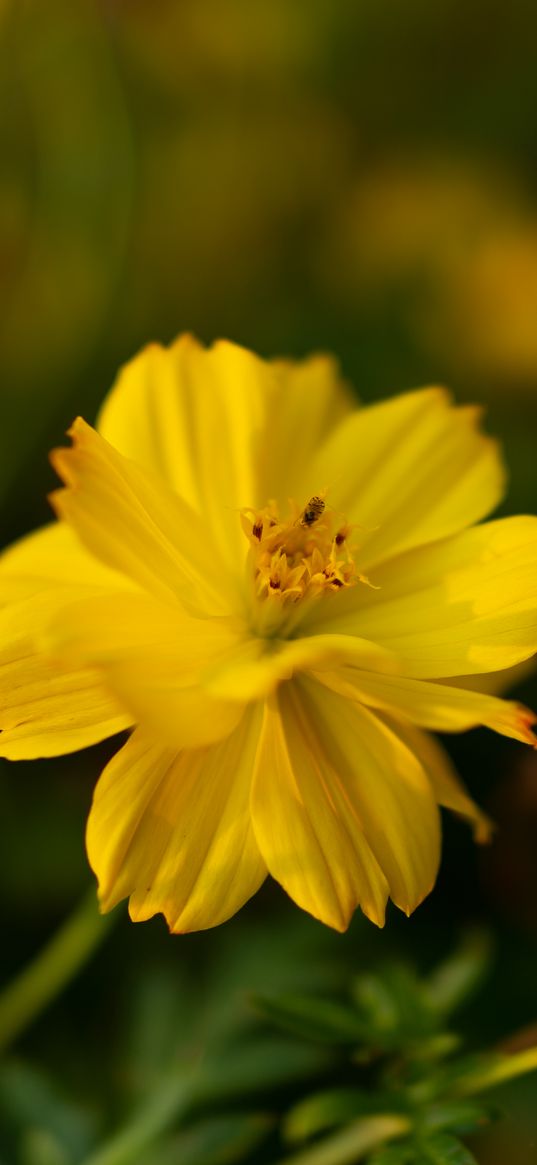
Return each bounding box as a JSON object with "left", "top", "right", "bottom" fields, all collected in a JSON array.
[
  {"left": 321, "top": 158, "right": 537, "bottom": 389},
  {"left": 1, "top": 337, "right": 537, "bottom": 933}
]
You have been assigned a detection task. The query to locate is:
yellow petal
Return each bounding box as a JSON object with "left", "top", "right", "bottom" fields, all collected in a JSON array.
[
  {"left": 204, "top": 632, "right": 398, "bottom": 703},
  {"left": 307, "top": 387, "right": 504, "bottom": 569},
  {"left": 315, "top": 668, "right": 537, "bottom": 746},
  {"left": 261, "top": 352, "right": 354, "bottom": 506},
  {"left": 50, "top": 417, "right": 235, "bottom": 614},
  {"left": 87, "top": 713, "right": 267, "bottom": 933},
  {"left": 0, "top": 593, "right": 132, "bottom": 759},
  {"left": 43, "top": 591, "right": 247, "bottom": 750},
  {"left": 251, "top": 678, "right": 440, "bottom": 930},
  {"left": 251, "top": 689, "right": 389, "bottom": 932},
  {"left": 379, "top": 715, "right": 492, "bottom": 843},
  {"left": 97, "top": 336, "right": 353, "bottom": 565},
  {"left": 300, "top": 679, "right": 441, "bottom": 913},
  {"left": 307, "top": 516, "right": 537, "bottom": 677},
  {"left": 0, "top": 521, "right": 128, "bottom": 603},
  {"left": 440, "top": 659, "right": 536, "bottom": 697}
]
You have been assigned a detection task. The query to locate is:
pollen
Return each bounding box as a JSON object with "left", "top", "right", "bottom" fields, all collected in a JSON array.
[{"left": 240, "top": 497, "right": 373, "bottom": 608}]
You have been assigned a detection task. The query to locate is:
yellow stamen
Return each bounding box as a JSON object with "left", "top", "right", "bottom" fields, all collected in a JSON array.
[{"left": 240, "top": 498, "right": 374, "bottom": 616}]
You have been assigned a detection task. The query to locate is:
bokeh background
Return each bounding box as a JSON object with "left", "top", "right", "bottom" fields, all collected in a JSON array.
[{"left": 1, "top": 2, "right": 537, "bottom": 1162}]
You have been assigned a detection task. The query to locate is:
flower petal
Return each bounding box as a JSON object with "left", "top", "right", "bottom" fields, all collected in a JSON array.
[
  {"left": 87, "top": 714, "right": 267, "bottom": 933},
  {"left": 306, "top": 517, "right": 537, "bottom": 677},
  {"left": 379, "top": 715, "right": 493, "bottom": 843},
  {"left": 308, "top": 387, "right": 504, "bottom": 568},
  {"left": 439, "top": 659, "right": 536, "bottom": 697},
  {"left": 204, "top": 632, "right": 398, "bottom": 703},
  {"left": 251, "top": 679, "right": 440, "bottom": 929},
  {"left": 97, "top": 336, "right": 353, "bottom": 562},
  {"left": 0, "top": 593, "right": 132, "bottom": 759},
  {"left": 0, "top": 521, "right": 128, "bottom": 603},
  {"left": 314, "top": 668, "right": 537, "bottom": 745},
  {"left": 42, "top": 591, "right": 247, "bottom": 750},
  {"left": 262, "top": 352, "right": 354, "bottom": 505},
  {"left": 50, "top": 417, "right": 235, "bottom": 614}
]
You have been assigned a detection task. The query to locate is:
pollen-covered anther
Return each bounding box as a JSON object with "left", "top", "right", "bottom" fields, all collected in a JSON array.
[{"left": 241, "top": 499, "right": 370, "bottom": 604}]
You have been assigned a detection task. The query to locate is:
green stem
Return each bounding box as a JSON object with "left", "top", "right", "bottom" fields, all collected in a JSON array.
[
  {"left": 81, "top": 1072, "right": 194, "bottom": 1165},
  {"left": 0, "top": 888, "right": 113, "bottom": 1054},
  {"left": 275, "top": 1114, "right": 412, "bottom": 1165}
]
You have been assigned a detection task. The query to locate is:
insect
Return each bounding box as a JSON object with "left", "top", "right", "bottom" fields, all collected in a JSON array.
[{"left": 300, "top": 495, "right": 326, "bottom": 527}]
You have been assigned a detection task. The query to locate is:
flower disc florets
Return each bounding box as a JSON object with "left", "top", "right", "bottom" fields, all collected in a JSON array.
[{"left": 240, "top": 496, "right": 373, "bottom": 636}]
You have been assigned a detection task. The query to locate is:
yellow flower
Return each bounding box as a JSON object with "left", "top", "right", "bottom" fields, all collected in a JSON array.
[{"left": 2, "top": 336, "right": 537, "bottom": 933}]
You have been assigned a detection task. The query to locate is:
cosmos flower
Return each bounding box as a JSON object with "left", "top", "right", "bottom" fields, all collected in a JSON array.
[{"left": 1, "top": 336, "right": 537, "bottom": 933}]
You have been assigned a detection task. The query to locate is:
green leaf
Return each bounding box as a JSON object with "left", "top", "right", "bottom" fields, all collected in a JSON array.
[
  {"left": 421, "top": 1100, "right": 490, "bottom": 1136},
  {"left": 284, "top": 1089, "right": 408, "bottom": 1145},
  {"left": 276, "top": 1114, "right": 411, "bottom": 1165},
  {"left": 20, "top": 1128, "right": 72, "bottom": 1165},
  {"left": 196, "top": 1035, "right": 337, "bottom": 1105},
  {"left": 368, "top": 1133, "right": 479, "bottom": 1165},
  {"left": 411, "top": 1051, "right": 509, "bottom": 1104},
  {"left": 422, "top": 934, "right": 493, "bottom": 1018},
  {"left": 415, "top": 1133, "right": 478, "bottom": 1164},
  {"left": 153, "top": 1114, "right": 272, "bottom": 1165},
  {"left": 351, "top": 966, "right": 439, "bottom": 1048},
  {"left": 0, "top": 1062, "right": 95, "bottom": 1162},
  {"left": 250, "top": 993, "right": 367, "bottom": 1045},
  {"left": 367, "top": 1143, "right": 415, "bottom": 1165},
  {"left": 407, "top": 1054, "right": 494, "bottom": 1106},
  {"left": 449, "top": 1047, "right": 537, "bottom": 1098},
  {"left": 351, "top": 975, "right": 401, "bottom": 1035},
  {"left": 122, "top": 966, "right": 198, "bottom": 1095}
]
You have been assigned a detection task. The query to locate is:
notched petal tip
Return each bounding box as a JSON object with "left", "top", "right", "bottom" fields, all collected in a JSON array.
[
  {"left": 515, "top": 703, "right": 537, "bottom": 748},
  {"left": 47, "top": 486, "right": 67, "bottom": 522},
  {"left": 48, "top": 418, "right": 90, "bottom": 489}
]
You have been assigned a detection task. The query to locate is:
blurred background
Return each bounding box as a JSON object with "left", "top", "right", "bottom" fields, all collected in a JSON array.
[{"left": 1, "top": 1, "right": 537, "bottom": 1162}]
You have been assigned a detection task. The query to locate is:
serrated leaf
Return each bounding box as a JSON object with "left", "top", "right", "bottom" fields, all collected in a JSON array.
[{"left": 250, "top": 993, "right": 367, "bottom": 1044}]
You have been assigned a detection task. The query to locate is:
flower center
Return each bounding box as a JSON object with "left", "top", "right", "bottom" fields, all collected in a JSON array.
[{"left": 240, "top": 495, "right": 373, "bottom": 635}]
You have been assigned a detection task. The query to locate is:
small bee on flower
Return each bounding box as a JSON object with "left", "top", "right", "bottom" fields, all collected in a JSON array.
[{"left": 299, "top": 494, "right": 326, "bottom": 527}]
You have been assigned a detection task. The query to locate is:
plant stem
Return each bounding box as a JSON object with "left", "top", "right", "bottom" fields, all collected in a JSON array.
[{"left": 0, "top": 888, "right": 113, "bottom": 1053}]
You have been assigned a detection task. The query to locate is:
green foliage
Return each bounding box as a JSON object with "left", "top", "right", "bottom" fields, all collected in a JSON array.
[
  {"left": 2, "top": 927, "right": 535, "bottom": 1165},
  {"left": 369, "top": 1133, "right": 479, "bottom": 1165},
  {"left": 250, "top": 994, "right": 369, "bottom": 1046},
  {"left": 0, "top": 1061, "right": 96, "bottom": 1165}
]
